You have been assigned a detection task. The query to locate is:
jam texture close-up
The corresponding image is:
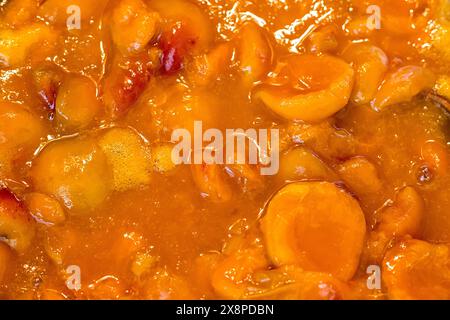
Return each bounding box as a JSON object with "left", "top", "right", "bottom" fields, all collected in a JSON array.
[{"left": 0, "top": 0, "right": 449, "bottom": 301}]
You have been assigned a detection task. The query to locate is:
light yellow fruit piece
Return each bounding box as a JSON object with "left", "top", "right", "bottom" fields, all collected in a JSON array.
[
  {"left": 111, "top": 0, "right": 160, "bottom": 54},
  {"left": 98, "top": 128, "right": 152, "bottom": 192},
  {"left": 31, "top": 137, "right": 112, "bottom": 213},
  {"left": 0, "top": 103, "right": 44, "bottom": 177},
  {"left": 256, "top": 55, "right": 354, "bottom": 122},
  {"left": 56, "top": 75, "right": 102, "bottom": 132},
  {"left": 260, "top": 181, "right": 366, "bottom": 281},
  {"left": 0, "top": 24, "right": 56, "bottom": 67},
  {"left": 278, "top": 147, "right": 336, "bottom": 182}
]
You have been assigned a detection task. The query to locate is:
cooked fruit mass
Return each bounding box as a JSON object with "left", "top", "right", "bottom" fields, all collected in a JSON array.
[{"left": 0, "top": 0, "right": 449, "bottom": 300}]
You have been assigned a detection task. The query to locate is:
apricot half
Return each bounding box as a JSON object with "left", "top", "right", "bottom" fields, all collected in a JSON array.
[
  {"left": 260, "top": 181, "right": 366, "bottom": 281},
  {"left": 255, "top": 55, "right": 354, "bottom": 122}
]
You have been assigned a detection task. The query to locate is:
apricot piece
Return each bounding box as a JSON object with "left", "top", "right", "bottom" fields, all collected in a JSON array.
[
  {"left": 344, "top": 16, "right": 374, "bottom": 39},
  {"left": 55, "top": 75, "right": 102, "bottom": 132},
  {"left": 211, "top": 247, "right": 268, "bottom": 299},
  {"left": 0, "top": 102, "right": 44, "bottom": 176},
  {"left": 98, "top": 127, "right": 152, "bottom": 192},
  {"left": 0, "top": 189, "right": 35, "bottom": 253},
  {"left": 337, "top": 157, "right": 383, "bottom": 195},
  {"left": 363, "top": 186, "right": 424, "bottom": 265},
  {"left": 255, "top": 55, "right": 354, "bottom": 122},
  {"left": 110, "top": 0, "right": 160, "bottom": 54},
  {"left": 307, "top": 27, "right": 338, "bottom": 54},
  {"left": 379, "top": 0, "right": 427, "bottom": 36},
  {"left": 237, "top": 22, "right": 273, "bottom": 85},
  {"left": 31, "top": 137, "right": 112, "bottom": 213},
  {"left": 0, "top": 24, "right": 56, "bottom": 67},
  {"left": 24, "top": 193, "right": 66, "bottom": 225},
  {"left": 277, "top": 147, "right": 336, "bottom": 183},
  {"left": 383, "top": 239, "right": 450, "bottom": 299},
  {"left": 260, "top": 182, "right": 366, "bottom": 281},
  {"left": 377, "top": 187, "right": 424, "bottom": 238},
  {"left": 187, "top": 42, "right": 233, "bottom": 86},
  {"left": 372, "top": 66, "right": 436, "bottom": 110},
  {"left": 150, "top": 0, "right": 212, "bottom": 52},
  {"left": 0, "top": 103, "right": 44, "bottom": 148},
  {"left": 341, "top": 44, "right": 388, "bottom": 105},
  {"left": 102, "top": 52, "right": 152, "bottom": 117},
  {"left": 191, "top": 164, "right": 233, "bottom": 203},
  {"left": 153, "top": 0, "right": 213, "bottom": 74}
]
